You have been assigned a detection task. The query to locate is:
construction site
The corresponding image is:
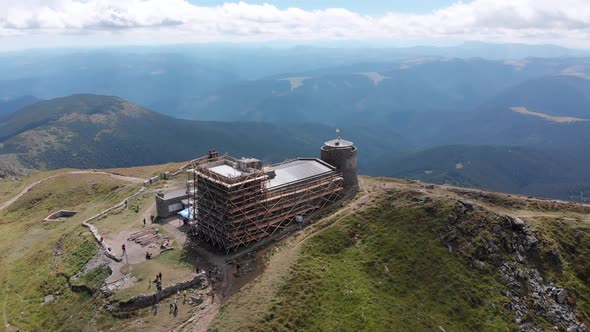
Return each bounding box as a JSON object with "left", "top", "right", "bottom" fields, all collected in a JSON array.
[{"left": 158, "top": 136, "right": 359, "bottom": 251}]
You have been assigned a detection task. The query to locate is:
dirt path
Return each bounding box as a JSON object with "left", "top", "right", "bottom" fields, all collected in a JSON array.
[{"left": 0, "top": 170, "right": 145, "bottom": 211}]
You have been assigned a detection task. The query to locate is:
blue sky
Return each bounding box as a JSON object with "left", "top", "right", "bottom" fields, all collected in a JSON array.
[{"left": 187, "top": 0, "right": 469, "bottom": 14}]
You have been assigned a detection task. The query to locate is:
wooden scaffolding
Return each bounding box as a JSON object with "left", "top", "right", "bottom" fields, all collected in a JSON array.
[{"left": 188, "top": 154, "right": 343, "bottom": 251}]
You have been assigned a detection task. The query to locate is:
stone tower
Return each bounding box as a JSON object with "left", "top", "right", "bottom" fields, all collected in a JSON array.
[{"left": 321, "top": 136, "right": 358, "bottom": 189}]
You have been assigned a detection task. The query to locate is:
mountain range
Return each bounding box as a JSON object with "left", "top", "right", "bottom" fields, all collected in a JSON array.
[
  {"left": 1, "top": 44, "right": 590, "bottom": 201},
  {"left": 0, "top": 94, "right": 403, "bottom": 172}
]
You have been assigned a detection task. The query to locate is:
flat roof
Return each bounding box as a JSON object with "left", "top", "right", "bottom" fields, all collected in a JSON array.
[
  {"left": 160, "top": 189, "right": 188, "bottom": 200},
  {"left": 209, "top": 164, "right": 247, "bottom": 178},
  {"left": 268, "top": 159, "right": 335, "bottom": 189}
]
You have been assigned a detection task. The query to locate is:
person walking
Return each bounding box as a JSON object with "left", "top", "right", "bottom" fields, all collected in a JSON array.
[{"left": 152, "top": 295, "right": 159, "bottom": 315}]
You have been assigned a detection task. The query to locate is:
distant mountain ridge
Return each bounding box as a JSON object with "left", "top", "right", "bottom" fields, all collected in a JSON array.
[
  {"left": 0, "top": 96, "right": 40, "bottom": 118},
  {"left": 0, "top": 94, "right": 402, "bottom": 171},
  {"left": 368, "top": 145, "right": 590, "bottom": 202}
]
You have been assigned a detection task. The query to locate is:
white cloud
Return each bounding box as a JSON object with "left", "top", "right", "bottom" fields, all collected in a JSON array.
[{"left": 1, "top": 0, "right": 590, "bottom": 48}]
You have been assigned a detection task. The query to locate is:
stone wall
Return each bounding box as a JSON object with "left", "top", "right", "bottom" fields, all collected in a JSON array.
[
  {"left": 82, "top": 187, "right": 146, "bottom": 262},
  {"left": 107, "top": 275, "right": 206, "bottom": 313}
]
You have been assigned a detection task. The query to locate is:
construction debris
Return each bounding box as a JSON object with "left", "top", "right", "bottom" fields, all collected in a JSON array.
[{"left": 127, "top": 229, "right": 171, "bottom": 248}]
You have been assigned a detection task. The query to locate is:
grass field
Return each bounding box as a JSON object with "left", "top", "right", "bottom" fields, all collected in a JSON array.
[
  {"left": 0, "top": 172, "right": 139, "bottom": 331},
  {"left": 112, "top": 248, "right": 196, "bottom": 301},
  {"left": 92, "top": 191, "right": 155, "bottom": 237},
  {"left": 0, "top": 168, "right": 75, "bottom": 205},
  {"left": 250, "top": 196, "right": 514, "bottom": 332},
  {"left": 105, "top": 162, "right": 187, "bottom": 179}
]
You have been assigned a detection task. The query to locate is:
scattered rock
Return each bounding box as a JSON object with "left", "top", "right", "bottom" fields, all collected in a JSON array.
[
  {"left": 492, "top": 225, "right": 502, "bottom": 234},
  {"left": 43, "top": 295, "right": 55, "bottom": 304},
  {"left": 526, "top": 235, "right": 538, "bottom": 248},
  {"left": 438, "top": 326, "right": 446, "bottom": 332},
  {"left": 556, "top": 289, "right": 568, "bottom": 304},
  {"left": 473, "top": 259, "right": 486, "bottom": 269}
]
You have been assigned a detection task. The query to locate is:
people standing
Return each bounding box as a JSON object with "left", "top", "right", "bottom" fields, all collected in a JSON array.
[{"left": 143, "top": 218, "right": 146, "bottom": 226}]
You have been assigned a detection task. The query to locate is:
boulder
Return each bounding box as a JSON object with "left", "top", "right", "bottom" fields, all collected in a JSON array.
[{"left": 512, "top": 217, "right": 525, "bottom": 230}]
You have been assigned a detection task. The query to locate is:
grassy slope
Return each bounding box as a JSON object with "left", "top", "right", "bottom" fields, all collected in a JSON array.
[
  {"left": 0, "top": 173, "right": 139, "bottom": 331},
  {"left": 250, "top": 195, "right": 513, "bottom": 332},
  {"left": 105, "top": 161, "right": 186, "bottom": 179},
  {"left": 0, "top": 168, "right": 75, "bottom": 205},
  {"left": 212, "top": 177, "right": 590, "bottom": 332}
]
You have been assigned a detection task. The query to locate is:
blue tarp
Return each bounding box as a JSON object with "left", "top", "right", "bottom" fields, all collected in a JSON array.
[{"left": 177, "top": 207, "right": 195, "bottom": 220}]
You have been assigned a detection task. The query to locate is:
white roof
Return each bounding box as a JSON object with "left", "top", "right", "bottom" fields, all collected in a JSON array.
[
  {"left": 324, "top": 138, "right": 354, "bottom": 148},
  {"left": 209, "top": 164, "right": 247, "bottom": 178},
  {"left": 268, "top": 159, "right": 333, "bottom": 188}
]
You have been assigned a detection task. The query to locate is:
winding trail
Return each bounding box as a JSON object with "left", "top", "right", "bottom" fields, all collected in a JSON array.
[{"left": 0, "top": 170, "right": 145, "bottom": 211}]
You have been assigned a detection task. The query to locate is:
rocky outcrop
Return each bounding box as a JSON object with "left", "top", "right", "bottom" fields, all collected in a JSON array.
[
  {"left": 436, "top": 198, "right": 587, "bottom": 331},
  {"left": 501, "top": 263, "right": 584, "bottom": 331}
]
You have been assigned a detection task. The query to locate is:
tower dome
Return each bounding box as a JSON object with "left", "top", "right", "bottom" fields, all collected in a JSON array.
[{"left": 321, "top": 137, "right": 358, "bottom": 189}]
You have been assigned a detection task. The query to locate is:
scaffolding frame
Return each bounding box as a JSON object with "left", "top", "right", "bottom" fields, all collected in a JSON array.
[{"left": 187, "top": 155, "right": 343, "bottom": 251}]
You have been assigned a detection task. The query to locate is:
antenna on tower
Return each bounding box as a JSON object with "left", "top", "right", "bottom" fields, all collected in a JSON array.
[{"left": 336, "top": 128, "right": 341, "bottom": 140}]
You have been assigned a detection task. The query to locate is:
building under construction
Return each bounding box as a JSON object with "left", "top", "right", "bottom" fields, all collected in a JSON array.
[{"left": 187, "top": 138, "right": 358, "bottom": 251}]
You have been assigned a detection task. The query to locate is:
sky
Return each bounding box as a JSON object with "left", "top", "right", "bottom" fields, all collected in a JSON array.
[
  {"left": 1, "top": 0, "right": 590, "bottom": 51},
  {"left": 187, "top": 0, "right": 466, "bottom": 15}
]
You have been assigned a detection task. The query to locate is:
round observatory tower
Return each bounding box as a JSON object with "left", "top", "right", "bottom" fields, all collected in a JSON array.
[{"left": 321, "top": 136, "right": 358, "bottom": 189}]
